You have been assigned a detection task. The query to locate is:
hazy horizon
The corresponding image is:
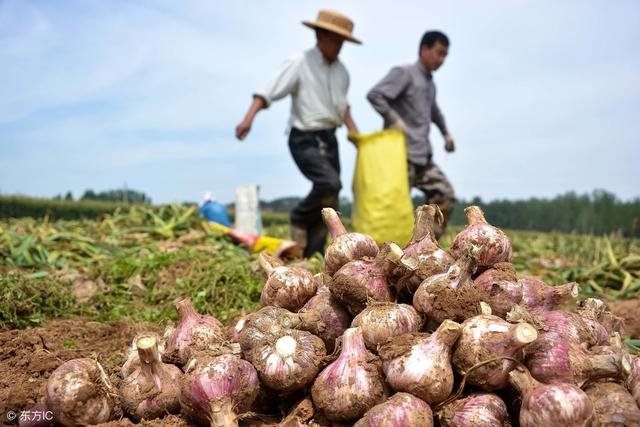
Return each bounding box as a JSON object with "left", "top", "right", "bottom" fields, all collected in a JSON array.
[{"left": 5, "top": 187, "right": 637, "bottom": 207}]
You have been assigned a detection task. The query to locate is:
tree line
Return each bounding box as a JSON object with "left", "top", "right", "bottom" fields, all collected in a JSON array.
[
  {"left": 264, "top": 190, "right": 639, "bottom": 238},
  {"left": 54, "top": 188, "right": 152, "bottom": 204},
  {"left": 444, "top": 190, "right": 639, "bottom": 237}
]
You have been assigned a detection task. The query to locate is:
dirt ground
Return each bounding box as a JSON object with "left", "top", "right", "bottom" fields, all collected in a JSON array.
[
  {"left": 0, "top": 319, "right": 312, "bottom": 427},
  {"left": 0, "top": 318, "right": 177, "bottom": 426},
  {"left": 608, "top": 299, "right": 640, "bottom": 339}
]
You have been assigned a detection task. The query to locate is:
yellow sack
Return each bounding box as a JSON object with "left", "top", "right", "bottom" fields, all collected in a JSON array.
[{"left": 352, "top": 129, "right": 414, "bottom": 246}]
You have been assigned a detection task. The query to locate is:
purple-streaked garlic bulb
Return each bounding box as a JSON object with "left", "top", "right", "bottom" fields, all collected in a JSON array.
[
  {"left": 591, "top": 331, "right": 626, "bottom": 354},
  {"left": 354, "top": 393, "right": 433, "bottom": 427},
  {"left": 121, "top": 332, "right": 167, "bottom": 379},
  {"left": 524, "top": 331, "right": 630, "bottom": 386},
  {"left": 451, "top": 206, "right": 512, "bottom": 267},
  {"left": 509, "top": 366, "right": 595, "bottom": 427},
  {"left": 120, "top": 335, "right": 182, "bottom": 421},
  {"left": 584, "top": 381, "right": 640, "bottom": 426},
  {"left": 311, "top": 327, "right": 386, "bottom": 422},
  {"left": 225, "top": 315, "right": 247, "bottom": 343},
  {"left": 258, "top": 252, "right": 316, "bottom": 311},
  {"left": 437, "top": 393, "right": 510, "bottom": 427},
  {"left": 405, "top": 205, "right": 444, "bottom": 256},
  {"left": 18, "top": 403, "right": 51, "bottom": 427},
  {"left": 452, "top": 315, "right": 537, "bottom": 391},
  {"left": 236, "top": 306, "right": 323, "bottom": 360},
  {"left": 379, "top": 320, "right": 461, "bottom": 404},
  {"left": 250, "top": 329, "right": 326, "bottom": 391},
  {"left": 508, "top": 306, "right": 608, "bottom": 347},
  {"left": 626, "top": 356, "right": 640, "bottom": 407},
  {"left": 180, "top": 354, "right": 259, "bottom": 426},
  {"left": 519, "top": 275, "right": 579, "bottom": 311},
  {"left": 330, "top": 243, "right": 401, "bottom": 316},
  {"left": 351, "top": 302, "right": 423, "bottom": 351},
  {"left": 582, "top": 320, "right": 619, "bottom": 348},
  {"left": 322, "top": 207, "right": 379, "bottom": 275},
  {"left": 300, "top": 274, "right": 351, "bottom": 353},
  {"left": 473, "top": 262, "right": 522, "bottom": 317},
  {"left": 45, "top": 358, "right": 115, "bottom": 426},
  {"left": 413, "top": 256, "right": 484, "bottom": 323},
  {"left": 162, "top": 298, "right": 225, "bottom": 366},
  {"left": 541, "top": 309, "right": 608, "bottom": 346},
  {"left": 577, "top": 298, "right": 625, "bottom": 337},
  {"left": 395, "top": 205, "right": 454, "bottom": 295}
]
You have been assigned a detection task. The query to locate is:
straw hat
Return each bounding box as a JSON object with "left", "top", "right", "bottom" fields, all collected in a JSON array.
[{"left": 302, "top": 10, "right": 361, "bottom": 44}]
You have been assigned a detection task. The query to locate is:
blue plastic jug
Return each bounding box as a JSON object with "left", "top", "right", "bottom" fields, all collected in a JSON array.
[{"left": 199, "top": 200, "right": 231, "bottom": 227}]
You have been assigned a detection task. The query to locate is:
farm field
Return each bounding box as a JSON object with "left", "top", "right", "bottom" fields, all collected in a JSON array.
[{"left": 1, "top": 204, "right": 639, "bottom": 425}]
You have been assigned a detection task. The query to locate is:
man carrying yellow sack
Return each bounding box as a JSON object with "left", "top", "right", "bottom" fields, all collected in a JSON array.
[
  {"left": 367, "top": 30, "right": 455, "bottom": 238},
  {"left": 236, "top": 10, "right": 361, "bottom": 257}
]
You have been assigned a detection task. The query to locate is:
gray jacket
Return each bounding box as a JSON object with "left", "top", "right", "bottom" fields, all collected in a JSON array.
[{"left": 367, "top": 61, "right": 448, "bottom": 165}]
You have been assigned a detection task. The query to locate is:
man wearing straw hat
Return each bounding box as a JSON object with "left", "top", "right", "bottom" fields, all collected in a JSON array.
[
  {"left": 367, "top": 31, "right": 456, "bottom": 239},
  {"left": 236, "top": 10, "right": 361, "bottom": 258}
]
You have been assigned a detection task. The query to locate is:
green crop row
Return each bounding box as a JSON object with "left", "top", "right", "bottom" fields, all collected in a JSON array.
[
  {"left": 0, "top": 195, "right": 131, "bottom": 220},
  {"left": 1, "top": 204, "right": 638, "bottom": 332}
]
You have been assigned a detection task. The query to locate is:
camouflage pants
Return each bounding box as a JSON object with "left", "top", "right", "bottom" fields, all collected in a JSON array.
[{"left": 408, "top": 160, "right": 455, "bottom": 239}]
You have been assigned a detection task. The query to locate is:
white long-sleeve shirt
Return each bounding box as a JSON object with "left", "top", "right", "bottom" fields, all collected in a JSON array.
[{"left": 255, "top": 47, "right": 350, "bottom": 131}]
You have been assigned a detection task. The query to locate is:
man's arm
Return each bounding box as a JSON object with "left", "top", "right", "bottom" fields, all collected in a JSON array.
[
  {"left": 366, "top": 67, "right": 410, "bottom": 130},
  {"left": 431, "top": 101, "right": 448, "bottom": 135},
  {"left": 235, "top": 55, "right": 300, "bottom": 141},
  {"left": 432, "top": 100, "right": 454, "bottom": 152},
  {"left": 343, "top": 106, "right": 359, "bottom": 144},
  {"left": 236, "top": 96, "right": 266, "bottom": 140},
  {"left": 343, "top": 106, "right": 357, "bottom": 131}
]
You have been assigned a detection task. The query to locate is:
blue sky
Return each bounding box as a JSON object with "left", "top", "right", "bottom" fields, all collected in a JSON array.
[{"left": 1, "top": 0, "right": 639, "bottom": 204}]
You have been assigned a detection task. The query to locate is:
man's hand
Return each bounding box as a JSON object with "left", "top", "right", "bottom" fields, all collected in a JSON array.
[
  {"left": 235, "top": 119, "right": 252, "bottom": 141},
  {"left": 389, "top": 117, "right": 407, "bottom": 134},
  {"left": 236, "top": 96, "right": 266, "bottom": 141},
  {"left": 444, "top": 133, "right": 455, "bottom": 152},
  {"left": 347, "top": 129, "right": 359, "bottom": 145},
  {"left": 343, "top": 106, "right": 359, "bottom": 146}
]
